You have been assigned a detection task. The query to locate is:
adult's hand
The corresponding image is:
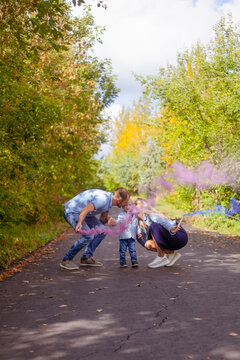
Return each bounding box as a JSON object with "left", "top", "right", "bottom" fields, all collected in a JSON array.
[
  {"left": 170, "top": 225, "right": 181, "bottom": 234},
  {"left": 75, "top": 222, "right": 82, "bottom": 232},
  {"left": 108, "top": 217, "right": 116, "bottom": 226},
  {"left": 75, "top": 203, "right": 95, "bottom": 232}
]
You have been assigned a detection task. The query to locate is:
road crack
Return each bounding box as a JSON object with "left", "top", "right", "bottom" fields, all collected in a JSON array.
[{"left": 114, "top": 308, "right": 168, "bottom": 352}]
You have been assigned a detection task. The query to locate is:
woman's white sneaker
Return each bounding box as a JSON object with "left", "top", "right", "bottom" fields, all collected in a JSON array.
[
  {"left": 166, "top": 252, "right": 181, "bottom": 266},
  {"left": 148, "top": 254, "right": 170, "bottom": 268}
]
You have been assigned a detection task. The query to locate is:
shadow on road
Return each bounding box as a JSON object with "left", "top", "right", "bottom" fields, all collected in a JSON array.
[{"left": 1, "top": 219, "right": 240, "bottom": 360}]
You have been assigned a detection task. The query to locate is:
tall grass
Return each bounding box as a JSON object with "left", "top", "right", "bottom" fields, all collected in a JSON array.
[{"left": 0, "top": 221, "right": 67, "bottom": 268}]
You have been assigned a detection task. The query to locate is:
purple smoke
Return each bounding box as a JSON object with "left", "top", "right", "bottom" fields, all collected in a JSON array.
[
  {"left": 78, "top": 204, "right": 141, "bottom": 237},
  {"left": 172, "top": 161, "right": 231, "bottom": 189},
  {"left": 155, "top": 161, "right": 233, "bottom": 191},
  {"left": 154, "top": 177, "right": 174, "bottom": 191}
]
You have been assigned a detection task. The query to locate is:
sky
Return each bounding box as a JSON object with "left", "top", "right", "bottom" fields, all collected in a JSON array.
[
  {"left": 73, "top": 0, "right": 240, "bottom": 115},
  {"left": 72, "top": 0, "right": 240, "bottom": 157}
]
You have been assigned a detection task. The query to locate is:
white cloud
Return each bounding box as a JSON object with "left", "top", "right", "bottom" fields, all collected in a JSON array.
[
  {"left": 73, "top": 0, "right": 240, "bottom": 109},
  {"left": 103, "top": 103, "right": 122, "bottom": 118}
]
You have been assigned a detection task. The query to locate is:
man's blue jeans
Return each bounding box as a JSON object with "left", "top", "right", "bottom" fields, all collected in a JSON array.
[
  {"left": 63, "top": 211, "right": 105, "bottom": 261},
  {"left": 119, "top": 238, "right": 138, "bottom": 264}
]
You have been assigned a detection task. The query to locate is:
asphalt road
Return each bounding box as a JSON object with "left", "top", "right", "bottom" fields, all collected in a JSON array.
[{"left": 1, "top": 207, "right": 240, "bottom": 360}]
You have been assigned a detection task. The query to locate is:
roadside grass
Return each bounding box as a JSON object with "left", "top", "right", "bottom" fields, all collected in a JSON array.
[
  {"left": 0, "top": 221, "right": 67, "bottom": 269},
  {"left": 155, "top": 197, "right": 240, "bottom": 237},
  {"left": 190, "top": 214, "right": 240, "bottom": 236},
  {"left": 155, "top": 198, "right": 183, "bottom": 220}
]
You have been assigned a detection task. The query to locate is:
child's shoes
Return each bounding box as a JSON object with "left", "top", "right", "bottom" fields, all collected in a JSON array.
[
  {"left": 120, "top": 262, "right": 128, "bottom": 268},
  {"left": 132, "top": 261, "right": 138, "bottom": 267}
]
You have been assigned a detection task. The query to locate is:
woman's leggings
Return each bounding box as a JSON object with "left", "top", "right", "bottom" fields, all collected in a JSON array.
[{"left": 149, "top": 223, "right": 188, "bottom": 250}]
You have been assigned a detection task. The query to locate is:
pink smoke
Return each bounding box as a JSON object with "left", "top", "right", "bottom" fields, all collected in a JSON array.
[
  {"left": 79, "top": 160, "right": 238, "bottom": 238},
  {"left": 154, "top": 177, "right": 174, "bottom": 191},
  {"left": 172, "top": 161, "right": 231, "bottom": 189},
  {"left": 79, "top": 208, "right": 137, "bottom": 237},
  {"left": 155, "top": 161, "right": 233, "bottom": 191}
]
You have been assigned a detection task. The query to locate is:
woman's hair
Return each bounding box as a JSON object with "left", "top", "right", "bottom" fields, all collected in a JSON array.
[
  {"left": 135, "top": 198, "right": 149, "bottom": 232},
  {"left": 135, "top": 197, "right": 165, "bottom": 231}
]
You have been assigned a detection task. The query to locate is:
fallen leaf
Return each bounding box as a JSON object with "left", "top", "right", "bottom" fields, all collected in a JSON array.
[
  {"left": 95, "top": 287, "right": 107, "bottom": 291},
  {"left": 96, "top": 309, "right": 103, "bottom": 312},
  {"left": 53, "top": 313, "right": 62, "bottom": 317},
  {"left": 187, "top": 356, "right": 193, "bottom": 359},
  {"left": 136, "top": 284, "right": 142, "bottom": 287},
  {"left": 193, "top": 318, "right": 203, "bottom": 321},
  {"left": 89, "top": 291, "right": 95, "bottom": 294},
  {"left": 59, "top": 305, "right": 68, "bottom": 308},
  {"left": 229, "top": 332, "right": 238, "bottom": 337}
]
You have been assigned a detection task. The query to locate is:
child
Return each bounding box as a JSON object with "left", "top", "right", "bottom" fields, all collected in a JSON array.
[{"left": 116, "top": 202, "right": 139, "bottom": 268}]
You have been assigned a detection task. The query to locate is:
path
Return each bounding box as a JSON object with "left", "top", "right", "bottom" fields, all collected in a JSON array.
[{"left": 1, "top": 207, "right": 240, "bottom": 360}]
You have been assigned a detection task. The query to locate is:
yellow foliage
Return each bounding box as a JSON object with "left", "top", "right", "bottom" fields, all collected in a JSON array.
[
  {"left": 112, "top": 102, "right": 152, "bottom": 158},
  {"left": 110, "top": 99, "right": 184, "bottom": 166}
]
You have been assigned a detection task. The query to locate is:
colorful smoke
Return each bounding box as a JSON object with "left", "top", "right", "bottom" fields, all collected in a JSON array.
[
  {"left": 155, "top": 160, "right": 234, "bottom": 192},
  {"left": 179, "top": 198, "right": 240, "bottom": 223},
  {"left": 78, "top": 205, "right": 139, "bottom": 237}
]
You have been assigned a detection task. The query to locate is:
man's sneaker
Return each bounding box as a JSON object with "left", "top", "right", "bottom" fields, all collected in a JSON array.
[
  {"left": 60, "top": 260, "right": 79, "bottom": 270},
  {"left": 120, "top": 262, "right": 128, "bottom": 268},
  {"left": 80, "top": 257, "right": 103, "bottom": 267},
  {"left": 166, "top": 252, "right": 181, "bottom": 266},
  {"left": 132, "top": 261, "right": 139, "bottom": 267},
  {"left": 148, "top": 254, "right": 170, "bottom": 268}
]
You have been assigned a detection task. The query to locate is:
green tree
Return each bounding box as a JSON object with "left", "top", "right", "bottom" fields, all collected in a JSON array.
[
  {"left": 0, "top": 3, "right": 118, "bottom": 225},
  {"left": 138, "top": 14, "right": 240, "bottom": 167}
]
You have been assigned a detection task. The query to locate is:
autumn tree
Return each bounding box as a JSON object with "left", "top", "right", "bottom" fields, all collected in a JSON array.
[
  {"left": 0, "top": 2, "right": 118, "bottom": 225},
  {"left": 138, "top": 14, "right": 240, "bottom": 167},
  {"left": 102, "top": 15, "right": 240, "bottom": 212},
  {"left": 99, "top": 99, "right": 166, "bottom": 191}
]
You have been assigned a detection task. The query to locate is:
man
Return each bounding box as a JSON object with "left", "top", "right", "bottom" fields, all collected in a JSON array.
[{"left": 60, "top": 187, "right": 130, "bottom": 270}]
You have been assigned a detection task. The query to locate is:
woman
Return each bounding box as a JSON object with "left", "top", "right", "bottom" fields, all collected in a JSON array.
[{"left": 135, "top": 198, "right": 188, "bottom": 268}]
